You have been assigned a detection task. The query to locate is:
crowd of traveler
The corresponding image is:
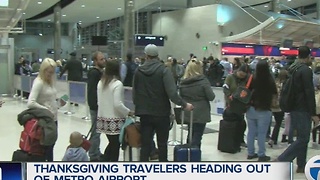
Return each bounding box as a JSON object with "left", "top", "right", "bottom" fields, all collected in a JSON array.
[{"left": 5, "top": 44, "right": 320, "bottom": 173}]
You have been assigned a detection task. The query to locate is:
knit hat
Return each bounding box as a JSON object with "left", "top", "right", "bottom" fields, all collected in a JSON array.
[{"left": 144, "top": 44, "right": 158, "bottom": 57}]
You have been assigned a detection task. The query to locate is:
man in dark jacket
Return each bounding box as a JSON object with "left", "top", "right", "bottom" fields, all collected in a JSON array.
[
  {"left": 123, "top": 53, "right": 138, "bottom": 87},
  {"left": 87, "top": 51, "right": 105, "bottom": 161},
  {"left": 60, "top": 52, "right": 83, "bottom": 82},
  {"left": 276, "top": 46, "right": 319, "bottom": 173},
  {"left": 133, "top": 44, "right": 193, "bottom": 162}
]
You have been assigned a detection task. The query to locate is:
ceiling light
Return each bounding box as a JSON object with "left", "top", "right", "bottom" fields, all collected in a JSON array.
[
  {"left": 62, "top": 14, "right": 66, "bottom": 17},
  {"left": 39, "top": 33, "right": 43, "bottom": 36},
  {"left": 96, "top": 16, "right": 100, "bottom": 19},
  {"left": 17, "top": 8, "right": 22, "bottom": 11},
  {"left": 79, "top": 20, "right": 82, "bottom": 23},
  {"left": 264, "top": 5, "right": 268, "bottom": 7},
  {"left": 23, "top": 12, "right": 26, "bottom": 15},
  {"left": 47, "top": 19, "right": 51, "bottom": 21},
  {"left": 117, "top": 7, "right": 121, "bottom": 10},
  {"left": 78, "top": 22, "right": 82, "bottom": 25},
  {"left": 37, "top": 1, "right": 42, "bottom": 5},
  {"left": 287, "top": 0, "right": 291, "bottom": 1},
  {"left": 7, "top": 25, "right": 10, "bottom": 28},
  {"left": 81, "top": 5, "right": 85, "bottom": 8}
]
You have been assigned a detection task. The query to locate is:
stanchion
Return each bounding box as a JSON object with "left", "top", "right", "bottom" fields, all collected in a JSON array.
[
  {"left": 168, "top": 120, "right": 180, "bottom": 146},
  {"left": 168, "top": 103, "right": 181, "bottom": 146},
  {"left": 82, "top": 105, "right": 90, "bottom": 121},
  {"left": 64, "top": 81, "right": 74, "bottom": 115}
]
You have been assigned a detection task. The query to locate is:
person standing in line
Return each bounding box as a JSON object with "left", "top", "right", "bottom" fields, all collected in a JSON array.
[
  {"left": 123, "top": 53, "right": 138, "bottom": 87},
  {"left": 59, "top": 52, "right": 83, "bottom": 81},
  {"left": 27, "top": 58, "right": 58, "bottom": 161},
  {"left": 246, "top": 60, "right": 277, "bottom": 162},
  {"left": 179, "top": 58, "right": 215, "bottom": 149},
  {"left": 132, "top": 44, "right": 193, "bottom": 162},
  {"left": 275, "top": 46, "right": 320, "bottom": 173},
  {"left": 87, "top": 51, "right": 105, "bottom": 161},
  {"left": 97, "top": 60, "right": 134, "bottom": 162}
]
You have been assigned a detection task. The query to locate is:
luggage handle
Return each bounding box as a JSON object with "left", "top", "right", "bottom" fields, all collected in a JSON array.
[{"left": 180, "top": 109, "right": 194, "bottom": 146}]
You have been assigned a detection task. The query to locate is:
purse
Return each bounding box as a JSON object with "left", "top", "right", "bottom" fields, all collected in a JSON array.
[{"left": 229, "top": 74, "right": 253, "bottom": 115}]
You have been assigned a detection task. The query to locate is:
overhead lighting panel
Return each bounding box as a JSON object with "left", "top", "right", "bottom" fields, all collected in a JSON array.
[
  {"left": 38, "top": 1, "right": 42, "bottom": 5},
  {"left": 81, "top": 5, "right": 85, "bottom": 8}
]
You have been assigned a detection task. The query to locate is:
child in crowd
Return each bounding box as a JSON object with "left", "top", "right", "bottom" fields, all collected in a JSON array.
[{"left": 62, "top": 131, "right": 89, "bottom": 161}]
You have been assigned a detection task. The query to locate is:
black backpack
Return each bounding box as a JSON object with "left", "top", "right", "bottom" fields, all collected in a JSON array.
[{"left": 279, "top": 63, "right": 303, "bottom": 112}]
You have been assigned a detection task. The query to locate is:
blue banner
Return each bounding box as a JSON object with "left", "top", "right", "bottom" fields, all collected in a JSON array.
[{"left": 0, "top": 163, "right": 24, "bottom": 180}]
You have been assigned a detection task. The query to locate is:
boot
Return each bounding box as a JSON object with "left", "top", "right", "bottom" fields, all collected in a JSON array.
[{"left": 281, "top": 135, "right": 288, "bottom": 143}]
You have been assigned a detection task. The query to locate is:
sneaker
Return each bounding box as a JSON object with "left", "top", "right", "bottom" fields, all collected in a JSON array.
[
  {"left": 247, "top": 154, "right": 258, "bottom": 160},
  {"left": 241, "top": 142, "right": 247, "bottom": 148},
  {"left": 258, "top": 156, "right": 271, "bottom": 162},
  {"left": 268, "top": 140, "right": 274, "bottom": 148},
  {"left": 296, "top": 167, "right": 305, "bottom": 173}
]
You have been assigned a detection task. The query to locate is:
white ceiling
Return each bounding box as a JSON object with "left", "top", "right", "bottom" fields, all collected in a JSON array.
[{"left": 19, "top": 0, "right": 318, "bottom": 25}]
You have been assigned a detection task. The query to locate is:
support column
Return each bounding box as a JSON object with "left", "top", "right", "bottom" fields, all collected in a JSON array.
[
  {"left": 54, "top": 3, "right": 61, "bottom": 61},
  {"left": 146, "top": 11, "right": 152, "bottom": 34},
  {"left": 187, "top": 0, "right": 193, "bottom": 8},
  {"left": 271, "top": 0, "right": 281, "bottom": 14},
  {"left": 124, "top": 0, "right": 135, "bottom": 58},
  {"left": 317, "top": 0, "right": 320, "bottom": 19}
]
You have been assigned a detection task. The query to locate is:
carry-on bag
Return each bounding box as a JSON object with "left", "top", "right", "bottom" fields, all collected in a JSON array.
[
  {"left": 174, "top": 110, "right": 201, "bottom": 162},
  {"left": 217, "top": 119, "right": 240, "bottom": 154}
]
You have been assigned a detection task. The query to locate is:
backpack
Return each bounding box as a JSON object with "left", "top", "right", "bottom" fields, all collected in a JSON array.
[
  {"left": 19, "top": 118, "right": 45, "bottom": 156},
  {"left": 279, "top": 63, "right": 304, "bottom": 112},
  {"left": 229, "top": 74, "right": 253, "bottom": 115}
]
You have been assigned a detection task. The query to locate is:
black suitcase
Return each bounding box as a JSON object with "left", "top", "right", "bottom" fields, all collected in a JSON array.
[
  {"left": 12, "top": 150, "right": 46, "bottom": 162},
  {"left": 217, "top": 120, "right": 240, "bottom": 154},
  {"left": 174, "top": 110, "right": 201, "bottom": 162}
]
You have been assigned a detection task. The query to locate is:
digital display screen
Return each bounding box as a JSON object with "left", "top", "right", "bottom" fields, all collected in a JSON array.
[{"left": 135, "top": 34, "right": 165, "bottom": 46}]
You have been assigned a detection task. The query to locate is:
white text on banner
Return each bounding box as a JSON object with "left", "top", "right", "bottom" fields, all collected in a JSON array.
[{"left": 26, "top": 162, "right": 292, "bottom": 180}]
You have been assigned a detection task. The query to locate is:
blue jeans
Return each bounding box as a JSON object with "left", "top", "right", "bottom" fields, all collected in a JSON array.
[
  {"left": 186, "top": 123, "right": 206, "bottom": 149},
  {"left": 277, "top": 111, "right": 311, "bottom": 168},
  {"left": 246, "top": 107, "right": 272, "bottom": 157},
  {"left": 89, "top": 110, "right": 101, "bottom": 160}
]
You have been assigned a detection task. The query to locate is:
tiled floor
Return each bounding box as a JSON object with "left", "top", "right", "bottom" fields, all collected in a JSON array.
[{"left": 0, "top": 96, "right": 317, "bottom": 179}]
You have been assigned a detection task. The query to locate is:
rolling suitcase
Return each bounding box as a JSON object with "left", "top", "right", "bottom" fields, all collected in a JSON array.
[
  {"left": 174, "top": 110, "right": 201, "bottom": 162},
  {"left": 217, "top": 120, "right": 240, "bottom": 153}
]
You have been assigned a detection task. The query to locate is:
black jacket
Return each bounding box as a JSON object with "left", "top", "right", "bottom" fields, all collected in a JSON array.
[
  {"left": 180, "top": 75, "right": 215, "bottom": 123},
  {"left": 133, "top": 58, "right": 187, "bottom": 117},
  {"left": 123, "top": 61, "right": 138, "bottom": 87},
  {"left": 87, "top": 67, "right": 102, "bottom": 110},
  {"left": 18, "top": 108, "right": 57, "bottom": 146},
  {"left": 60, "top": 57, "right": 83, "bottom": 81},
  {"left": 291, "top": 62, "right": 316, "bottom": 115}
]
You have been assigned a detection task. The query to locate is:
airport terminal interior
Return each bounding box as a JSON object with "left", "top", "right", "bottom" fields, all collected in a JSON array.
[{"left": 2, "top": 0, "right": 320, "bottom": 180}]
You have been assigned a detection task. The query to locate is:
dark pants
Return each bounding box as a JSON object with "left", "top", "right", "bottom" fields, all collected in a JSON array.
[
  {"left": 277, "top": 111, "right": 311, "bottom": 168},
  {"left": 271, "top": 112, "right": 285, "bottom": 144},
  {"left": 186, "top": 123, "right": 206, "bottom": 149},
  {"left": 89, "top": 110, "right": 101, "bottom": 160},
  {"left": 140, "top": 115, "right": 170, "bottom": 162},
  {"left": 238, "top": 115, "right": 246, "bottom": 144},
  {"left": 103, "top": 134, "right": 120, "bottom": 162},
  {"left": 45, "top": 121, "right": 57, "bottom": 162},
  {"left": 312, "top": 121, "right": 320, "bottom": 143}
]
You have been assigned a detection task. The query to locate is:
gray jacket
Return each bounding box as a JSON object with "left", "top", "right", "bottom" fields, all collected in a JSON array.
[
  {"left": 180, "top": 75, "right": 215, "bottom": 123},
  {"left": 18, "top": 108, "right": 57, "bottom": 146},
  {"left": 133, "top": 58, "right": 187, "bottom": 117}
]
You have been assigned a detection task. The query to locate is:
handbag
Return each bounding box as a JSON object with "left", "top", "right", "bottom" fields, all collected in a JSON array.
[
  {"left": 229, "top": 74, "right": 253, "bottom": 115},
  {"left": 125, "top": 121, "right": 141, "bottom": 147},
  {"left": 80, "top": 121, "right": 95, "bottom": 152}
]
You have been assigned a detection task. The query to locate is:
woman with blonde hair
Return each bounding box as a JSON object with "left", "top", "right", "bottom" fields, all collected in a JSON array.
[
  {"left": 28, "top": 58, "right": 58, "bottom": 161},
  {"left": 179, "top": 58, "right": 215, "bottom": 149}
]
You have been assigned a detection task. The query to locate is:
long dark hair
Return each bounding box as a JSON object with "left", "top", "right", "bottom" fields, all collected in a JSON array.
[
  {"left": 102, "top": 60, "right": 120, "bottom": 88},
  {"left": 253, "top": 60, "right": 276, "bottom": 107}
]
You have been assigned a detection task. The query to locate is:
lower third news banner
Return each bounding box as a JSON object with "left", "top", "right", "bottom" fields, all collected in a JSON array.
[{"left": 26, "top": 162, "right": 292, "bottom": 180}]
